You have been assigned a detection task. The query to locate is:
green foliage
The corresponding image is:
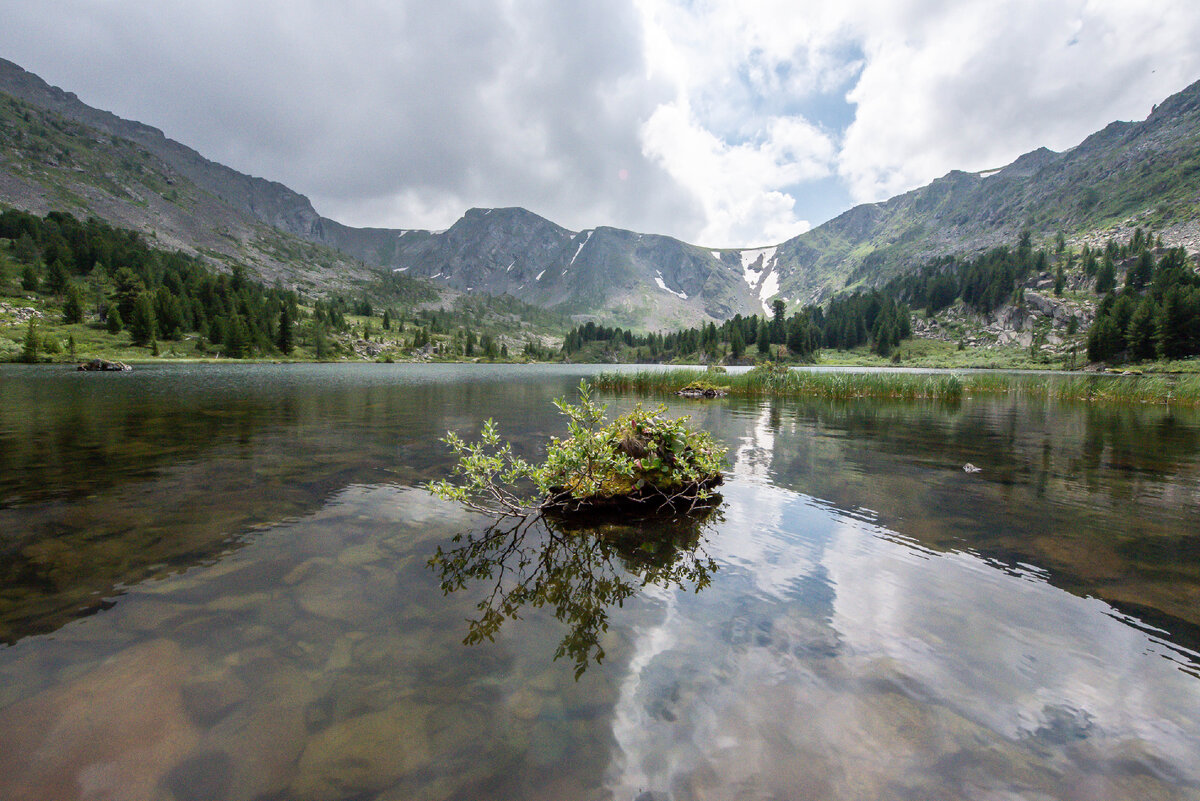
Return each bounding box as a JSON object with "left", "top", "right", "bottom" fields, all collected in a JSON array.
[
  {"left": 595, "top": 368, "right": 1200, "bottom": 406},
  {"left": 20, "top": 319, "right": 39, "bottom": 363},
  {"left": 0, "top": 209, "right": 302, "bottom": 359},
  {"left": 105, "top": 304, "right": 123, "bottom": 334},
  {"left": 277, "top": 304, "right": 294, "bottom": 354},
  {"left": 428, "top": 381, "right": 726, "bottom": 519},
  {"left": 20, "top": 262, "right": 39, "bottom": 292},
  {"left": 1095, "top": 256, "right": 1117, "bottom": 293},
  {"left": 127, "top": 292, "right": 156, "bottom": 346},
  {"left": 1086, "top": 245, "right": 1200, "bottom": 363},
  {"left": 61, "top": 282, "right": 84, "bottom": 324}
]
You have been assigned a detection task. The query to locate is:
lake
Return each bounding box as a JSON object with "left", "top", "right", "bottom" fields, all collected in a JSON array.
[{"left": 1, "top": 363, "right": 1199, "bottom": 801}]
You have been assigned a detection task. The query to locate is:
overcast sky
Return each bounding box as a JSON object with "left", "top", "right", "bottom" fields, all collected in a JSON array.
[{"left": 3, "top": 1, "right": 1200, "bottom": 247}]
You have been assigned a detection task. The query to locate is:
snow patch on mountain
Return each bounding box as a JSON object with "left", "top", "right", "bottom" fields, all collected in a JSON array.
[
  {"left": 757, "top": 272, "right": 780, "bottom": 314},
  {"left": 654, "top": 270, "right": 688, "bottom": 300},
  {"left": 738, "top": 247, "right": 780, "bottom": 313},
  {"left": 570, "top": 230, "right": 594, "bottom": 265}
]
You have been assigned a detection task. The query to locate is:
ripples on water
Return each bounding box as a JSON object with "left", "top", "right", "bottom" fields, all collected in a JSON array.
[{"left": 0, "top": 363, "right": 1198, "bottom": 800}]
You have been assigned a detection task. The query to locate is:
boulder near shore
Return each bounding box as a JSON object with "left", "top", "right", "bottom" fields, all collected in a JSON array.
[{"left": 77, "top": 358, "right": 132, "bottom": 372}]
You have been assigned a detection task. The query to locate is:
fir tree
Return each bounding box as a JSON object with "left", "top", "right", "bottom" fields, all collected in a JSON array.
[
  {"left": 730, "top": 326, "right": 745, "bottom": 358},
  {"left": 1126, "top": 298, "right": 1157, "bottom": 362},
  {"left": 128, "top": 293, "right": 157, "bottom": 346},
  {"left": 45, "top": 258, "right": 69, "bottom": 295},
  {"left": 277, "top": 304, "right": 294, "bottom": 354},
  {"left": 106, "top": 305, "right": 123, "bottom": 334},
  {"left": 20, "top": 263, "right": 39, "bottom": 292},
  {"left": 62, "top": 283, "right": 84, "bottom": 324},
  {"left": 20, "top": 318, "right": 39, "bottom": 363},
  {"left": 1095, "top": 257, "right": 1116, "bottom": 294}
]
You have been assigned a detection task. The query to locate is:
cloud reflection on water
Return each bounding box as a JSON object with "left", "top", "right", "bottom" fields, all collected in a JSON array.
[{"left": 602, "top": 408, "right": 1200, "bottom": 800}]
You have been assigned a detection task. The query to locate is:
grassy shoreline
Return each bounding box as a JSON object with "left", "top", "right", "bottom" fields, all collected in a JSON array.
[{"left": 594, "top": 367, "right": 1200, "bottom": 406}]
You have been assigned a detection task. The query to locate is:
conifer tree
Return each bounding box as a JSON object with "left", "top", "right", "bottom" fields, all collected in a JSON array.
[
  {"left": 46, "top": 258, "right": 69, "bottom": 295},
  {"left": 20, "top": 263, "right": 38, "bottom": 292},
  {"left": 128, "top": 293, "right": 156, "bottom": 346},
  {"left": 1126, "top": 298, "right": 1157, "bottom": 362},
  {"left": 62, "top": 283, "right": 84, "bottom": 324},
  {"left": 1095, "top": 257, "right": 1116, "bottom": 294},
  {"left": 277, "top": 304, "right": 294, "bottom": 354},
  {"left": 20, "top": 318, "right": 39, "bottom": 363}
]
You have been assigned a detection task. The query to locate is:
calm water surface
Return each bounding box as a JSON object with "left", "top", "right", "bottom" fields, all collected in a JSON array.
[{"left": 1, "top": 363, "right": 1198, "bottom": 801}]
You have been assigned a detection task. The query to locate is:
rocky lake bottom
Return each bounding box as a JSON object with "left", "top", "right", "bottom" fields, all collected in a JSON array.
[{"left": 1, "top": 363, "right": 1198, "bottom": 801}]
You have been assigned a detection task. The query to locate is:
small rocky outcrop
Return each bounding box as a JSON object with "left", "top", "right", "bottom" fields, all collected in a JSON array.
[
  {"left": 77, "top": 358, "right": 132, "bottom": 372},
  {"left": 676, "top": 384, "right": 729, "bottom": 398}
]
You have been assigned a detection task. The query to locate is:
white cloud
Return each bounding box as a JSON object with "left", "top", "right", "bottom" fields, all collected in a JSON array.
[
  {"left": 836, "top": 0, "right": 1200, "bottom": 203},
  {"left": 2, "top": 0, "right": 1200, "bottom": 246},
  {"left": 640, "top": 102, "right": 834, "bottom": 246},
  {"left": 634, "top": 0, "right": 1200, "bottom": 233}
]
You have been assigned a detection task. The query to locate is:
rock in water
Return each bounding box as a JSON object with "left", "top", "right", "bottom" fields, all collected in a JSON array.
[
  {"left": 77, "top": 358, "right": 132, "bottom": 372},
  {"left": 963, "top": 463, "right": 982, "bottom": 473}
]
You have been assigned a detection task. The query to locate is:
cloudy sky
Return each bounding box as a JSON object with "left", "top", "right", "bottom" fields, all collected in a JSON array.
[{"left": 3, "top": 1, "right": 1200, "bottom": 247}]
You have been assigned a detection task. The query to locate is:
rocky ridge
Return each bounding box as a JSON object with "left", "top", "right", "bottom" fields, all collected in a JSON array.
[{"left": 2, "top": 56, "right": 1200, "bottom": 330}]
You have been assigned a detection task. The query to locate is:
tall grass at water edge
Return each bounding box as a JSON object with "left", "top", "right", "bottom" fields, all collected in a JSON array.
[{"left": 594, "top": 369, "right": 1200, "bottom": 406}]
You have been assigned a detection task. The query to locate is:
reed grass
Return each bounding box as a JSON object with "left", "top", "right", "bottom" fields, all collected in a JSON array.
[{"left": 594, "top": 368, "right": 1200, "bottom": 406}]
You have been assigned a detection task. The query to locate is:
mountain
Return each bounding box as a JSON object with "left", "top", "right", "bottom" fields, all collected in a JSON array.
[
  {"left": 0, "top": 57, "right": 766, "bottom": 327},
  {"left": 378, "top": 208, "right": 771, "bottom": 329},
  {"left": 766, "top": 79, "right": 1200, "bottom": 306},
  {"left": 2, "top": 55, "right": 1199, "bottom": 329},
  {"left": 0, "top": 59, "right": 377, "bottom": 294}
]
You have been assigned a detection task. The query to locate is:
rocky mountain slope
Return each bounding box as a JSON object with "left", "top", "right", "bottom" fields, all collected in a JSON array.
[
  {"left": 0, "top": 58, "right": 764, "bottom": 327},
  {"left": 768, "top": 79, "right": 1200, "bottom": 306},
  {"left": 0, "top": 66, "right": 374, "bottom": 294},
  {"left": 2, "top": 56, "right": 1199, "bottom": 330}
]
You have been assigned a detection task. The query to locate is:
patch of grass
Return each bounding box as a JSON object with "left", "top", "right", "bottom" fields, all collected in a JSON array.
[{"left": 594, "top": 366, "right": 1200, "bottom": 406}]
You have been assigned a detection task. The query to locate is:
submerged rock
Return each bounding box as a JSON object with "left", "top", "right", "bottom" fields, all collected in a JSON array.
[
  {"left": 289, "top": 700, "right": 433, "bottom": 800},
  {"left": 0, "top": 639, "right": 199, "bottom": 801}
]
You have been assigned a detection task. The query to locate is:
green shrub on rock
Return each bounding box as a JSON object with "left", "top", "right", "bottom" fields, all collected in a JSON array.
[{"left": 427, "top": 380, "right": 725, "bottom": 518}]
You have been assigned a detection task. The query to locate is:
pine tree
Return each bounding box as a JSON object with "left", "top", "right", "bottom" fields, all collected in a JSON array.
[
  {"left": 46, "top": 258, "right": 69, "bottom": 295},
  {"left": 277, "top": 304, "right": 294, "bottom": 354},
  {"left": 1087, "top": 316, "right": 1120, "bottom": 362},
  {"left": 757, "top": 320, "right": 770, "bottom": 355},
  {"left": 20, "top": 263, "right": 39, "bottom": 292},
  {"left": 1095, "top": 257, "right": 1116, "bottom": 294},
  {"left": 225, "top": 314, "right": 249, "bottom": 358},
  {"left": 20, "top": 319, "right": 39, "bottom": 363},
  {"left": 730, "top": 327, "right": 745, "bottom": 359},
  {"left": 1156, "top": 287, "right": 1191, "bottom": 360},
  {"left": 1126, "top": 298, "right": 1157, "bottom": 362},
  {"left": 62, "top": 283, "right": 84, "bottom": 324},
  {"left": 314, "top": 324, "right": 328, "bottom": 359},
  {"left": 13, "top": 232, "right": 38, "bottom": 265},
  {"left": 128, "top": 293, "right": 157, "bottom": 346},
  {"left": 105, "top": 304, "right": 123, "bottom": 334},
  {"left": 770, "top": 299, "right": 786, "bottom": 343}
]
